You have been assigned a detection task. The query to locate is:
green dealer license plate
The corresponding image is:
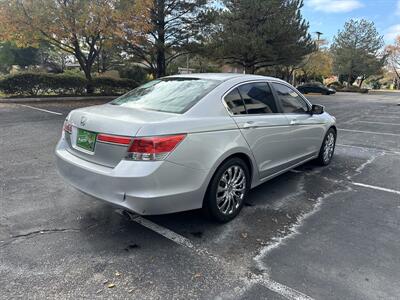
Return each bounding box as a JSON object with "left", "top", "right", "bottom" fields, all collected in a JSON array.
[{"left": 76, "top": 128, "right": 97, "bottom": 152}]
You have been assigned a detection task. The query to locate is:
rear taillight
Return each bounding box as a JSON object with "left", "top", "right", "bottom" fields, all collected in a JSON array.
[
  {"left": 63, "top": 120, "right": 72, "bottom": 134},
  {"left": 97, "top": 133, "right": 132, "bottom": 145},
  {"left": 126, "top": 134, "right": 186, "bottom": 161}
]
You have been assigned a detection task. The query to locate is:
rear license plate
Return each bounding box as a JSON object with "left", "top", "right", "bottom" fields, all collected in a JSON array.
[{"left": 76, "top": 128, "right": 97, "bottom": 152}]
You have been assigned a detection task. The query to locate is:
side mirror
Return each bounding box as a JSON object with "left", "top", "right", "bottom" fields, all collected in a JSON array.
[{"left": 310, "top": 104, "right": 324, "bottom": 115}]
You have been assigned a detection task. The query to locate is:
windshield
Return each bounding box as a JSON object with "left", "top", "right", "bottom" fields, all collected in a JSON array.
[{"left": 110, "top": 77, "right": 222, "bottom": 113}]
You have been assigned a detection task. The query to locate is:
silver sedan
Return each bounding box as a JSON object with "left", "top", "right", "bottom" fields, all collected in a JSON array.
[{"left": 56, "top": 74, "right": 336, "bottom": 222}]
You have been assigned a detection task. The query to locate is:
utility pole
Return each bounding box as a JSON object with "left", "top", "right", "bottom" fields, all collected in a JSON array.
[{"left": 315, "top": 31, "right": 323, "bottom": 50}]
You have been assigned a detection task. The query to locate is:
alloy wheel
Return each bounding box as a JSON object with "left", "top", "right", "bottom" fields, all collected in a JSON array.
[
  {"left": 216, "top": 165, "right": 246, "bottom": 215},
  {"left": 323, "top": 132, "right": 335, "bottom": 163}
]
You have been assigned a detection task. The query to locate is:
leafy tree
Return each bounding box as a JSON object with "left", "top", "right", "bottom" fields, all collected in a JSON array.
[
  {"left": 300, "top": 50, "right": 333, "bottom": 82},
  {"left": 0, "top": 0, "right": 149, "bottom": 93},
  {"left": 211, "top": 0, "right": 315, "bottom": 74},
  {"left": 331, "top": 19, "right": 385, "bottom": 87},
  {"left": 0, "top": 42, "right": 40, "bottom": 73},
  {"left": 118, "top": 65, "right": 149, "bottom": 83},
  {"left": 120, "top": 0, "right": 214, "bottom": 78},
  {"left": 386, "top": 35, "right": 400, "bottom": 88},
  {"left": 37, "top": 42, "right": 72, "bottom": 73}
]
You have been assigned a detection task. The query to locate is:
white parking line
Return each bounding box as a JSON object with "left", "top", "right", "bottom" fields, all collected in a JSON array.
[
  {"left": 357, "top": 121, "right": 400, "bottom": 126},
  {"left": 351, "top": 182, "right": 400, "bottom": 195},
  {"left": 336, "top": 144, "right": 400, "bottom": 156},
  {"left": 339, "top": 128, "right": 400, "bottom": 137},
  {"left": 18, "top": 104, "right": 63, "bottom": 115},
  {"left": 128, "top": 214, "right": 195, "bottom": 249},
  {"left": 262, "top": 278, "right": 314, "bottom": 300},
  {"left": 242, "top": 274, "right": 314, "bottom": 300},
  {"left": 126, "top": 213, "right": 219, "bottom": 262},
  {"left": 368, "top": 114, "right": 400, "bottom": 119}
]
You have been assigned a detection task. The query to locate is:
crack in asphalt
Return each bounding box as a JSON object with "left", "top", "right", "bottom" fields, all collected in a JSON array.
[
  {"left": 0, "top": 224, "right": 98, "bottom": 248},
  {"left": 0, "top": 228, "right": 79, "bottom": 248}
]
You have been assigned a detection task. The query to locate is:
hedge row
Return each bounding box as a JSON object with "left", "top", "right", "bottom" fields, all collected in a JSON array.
[
  {"left": 327, "top": 81, "right": 369, "bottom": 93},
  {"left": 0, "top": 73, "right": 138, "bottom": 96},
  {"left": 337, "top": 86, "right": 369, "bottom": 94}
]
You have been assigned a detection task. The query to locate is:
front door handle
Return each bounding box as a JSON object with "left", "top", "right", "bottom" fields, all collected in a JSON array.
[{"left": 243, "top": 121, "right": 256, "bottom": 129}]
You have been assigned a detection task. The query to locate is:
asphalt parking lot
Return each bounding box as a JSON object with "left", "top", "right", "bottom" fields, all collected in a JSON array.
[{"left": 1, "top": 92, "right": 399, "bottom": 299}]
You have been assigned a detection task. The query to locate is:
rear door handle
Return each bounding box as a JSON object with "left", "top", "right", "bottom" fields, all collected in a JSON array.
[
  {"left": 243, "top": 121, "right": 257, "bottom": 129},
  {"left": 290, "top": 119, "right": 298, "bottom": 125}
]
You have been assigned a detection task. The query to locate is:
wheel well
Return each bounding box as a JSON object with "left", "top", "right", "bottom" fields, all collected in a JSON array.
[
  {"left": 221, "top": 153, "right": 253, "bottom": 182},
  {"left": 330, "top": 125, "right": 337, "bottom": 134},
  {"left": 203, "top": 152, "right": 254, "bottom": 207}
]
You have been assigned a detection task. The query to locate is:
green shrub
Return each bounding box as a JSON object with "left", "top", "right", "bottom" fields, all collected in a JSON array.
[
  {"left": 0, "top": 73, "right": 137, "bottom": 96},
  {"left": 92, "top": 77, "right": 138, "bottom": 95},
  {"left": 54, "top": 74, "right": 87, "bottom": 94},
  {"left": 327, "top": 81, "right": 343, "bottom": 89},
  {"left": 337, "top": 85, "right": 368, "bottom": 93},
  {"left": 118, "top": 66, "right": 148, "bottom": 84},
  {"left": 0, "top": 73, "right": 87, "bottom": 96},
  {"left": 0, "top": 73, "right": 46, "bottom": 95}
]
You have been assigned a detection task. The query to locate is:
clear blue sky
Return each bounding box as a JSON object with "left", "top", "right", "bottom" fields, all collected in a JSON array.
[{"left": 302, "top": 0, "right": 400, "bottom": 45}]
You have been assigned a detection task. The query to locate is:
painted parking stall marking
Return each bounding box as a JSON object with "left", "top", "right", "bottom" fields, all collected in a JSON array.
[
  {"left": 356, "top": 120, "right": 400, "bottom": 126},
  {"left": 351, "top": 182, "right": 400, "bottom": 195},
  {"left": 339, "top": 128, "right": 400, "bottom": 137},
  {"left": 125, "top": 212, "right": 221, "bottom": 263},
  {"left": 127, "top": 213, "right": 196, "bottom": 249},
  {"left": 336, "top": 144, "right": 400, "bottom": 156},
  {"left": 18, "top": 104, "right": 63, "bottom": 115}
]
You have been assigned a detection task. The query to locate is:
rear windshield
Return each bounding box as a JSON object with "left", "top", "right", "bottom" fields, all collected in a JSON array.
[{"left": 110, "top": 77, "right": 221, "bottom": 113}]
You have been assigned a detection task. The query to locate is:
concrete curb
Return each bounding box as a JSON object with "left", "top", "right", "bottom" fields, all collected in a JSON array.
[{"left": 0, "top": 95, "right": 118, "bottom": 103}]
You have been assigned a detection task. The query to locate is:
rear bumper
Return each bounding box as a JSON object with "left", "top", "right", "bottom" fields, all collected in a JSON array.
[{"left": 55, "top": 139, "right": 210, "bottom": 215}]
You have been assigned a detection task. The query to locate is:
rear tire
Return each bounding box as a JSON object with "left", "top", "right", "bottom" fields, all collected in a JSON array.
[
  {"left": 203, "top": 157, "right": 250, "bottom": 223},
  {"left": 316, "top": 128, "right": 336, "bottom": 166}
]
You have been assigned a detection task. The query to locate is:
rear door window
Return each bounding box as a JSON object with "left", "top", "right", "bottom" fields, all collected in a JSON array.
[
  {"left": 237, "top": 83, "right": 278, "bottom": 114},
  {"left": 224, "top": 88, "right": 247, "bottom": 115}
]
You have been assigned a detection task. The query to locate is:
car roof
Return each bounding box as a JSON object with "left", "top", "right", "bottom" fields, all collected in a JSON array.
[{"left": 164, "top": 73, "right": 288, "bottom": 83}]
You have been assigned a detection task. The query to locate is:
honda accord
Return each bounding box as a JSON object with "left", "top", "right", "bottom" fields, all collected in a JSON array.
[{"left": 56, "top": 74, "right": 336, "bottom": 222}]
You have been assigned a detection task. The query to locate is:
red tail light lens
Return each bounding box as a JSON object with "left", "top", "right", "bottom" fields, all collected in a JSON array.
[
  {"left": 97, "top": 134, "right": 132, "bottom": 145},
  {"left": 126, "top": 134, "right": 186, "bottom": 161},
  {"left": 63, "top": 120, "right": 72, "bottom": 134}
]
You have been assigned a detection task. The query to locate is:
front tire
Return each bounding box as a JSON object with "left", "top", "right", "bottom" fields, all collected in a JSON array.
[
  {"left": 316, "top": 128, "right": 336, "bottom": 166},
  {"left": 203, "top": 157, "right": 250, "bottom": 223}
]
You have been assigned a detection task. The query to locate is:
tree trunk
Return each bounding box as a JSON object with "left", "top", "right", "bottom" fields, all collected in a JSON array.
[
  {"left": 358, "top": 76, "right": 364, "bottom": 88},
  {"left": 74, "top": 47, "right": 95, "bottom": 94},
  {"left": 156, "top": 46, "right": 166, "bottom": 78},
  {"left": 244, "top": 63, "right": 255, "bottom": 74},
  {"left": 347, "top": 73, "right": 353, "bottom": 87},
  {"left": 83, "top": 67, "right": 94, "bottom": 94},
  {"left": 155, "top": 0, "right": 166, "bottom": 78}
]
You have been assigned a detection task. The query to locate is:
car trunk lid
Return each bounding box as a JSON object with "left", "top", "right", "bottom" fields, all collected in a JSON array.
[{"left": 64, "top": 104, "right": 179, "bottom": 167}]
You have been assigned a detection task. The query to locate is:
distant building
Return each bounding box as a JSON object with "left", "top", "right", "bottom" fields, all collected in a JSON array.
[
  {"left": 221, "top": 65, "right": 244, "bottom": 73},
  {"left": 65, "top": 63, "right": 81, "bottom": 70},
  {"left": 178, "top": 67, "right": 196, "bottom": 74}
]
